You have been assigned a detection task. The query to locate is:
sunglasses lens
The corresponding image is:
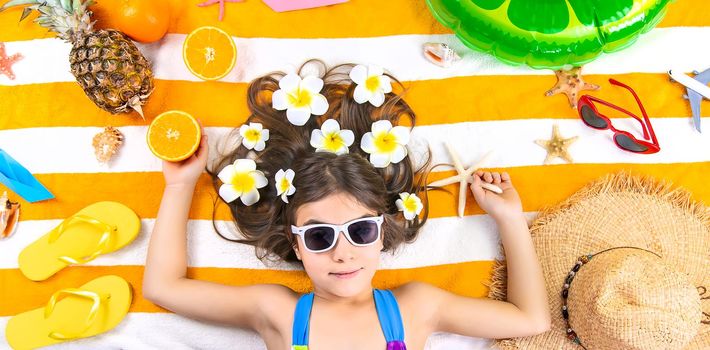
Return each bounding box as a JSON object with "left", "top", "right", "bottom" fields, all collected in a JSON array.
[
  {"left": 304, "top": 226, "right": 336, "bottom": 251},
  {"left": 580, "top": 105, "right": 609, "bottom": 129},
  {"left": 614, "top": 133, "right": 649, "bottom": 152},
  {"left": 347, "top": 220, "right": 380, "bottom": 245}
]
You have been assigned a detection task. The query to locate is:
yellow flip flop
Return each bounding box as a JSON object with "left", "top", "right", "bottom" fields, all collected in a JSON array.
[
  {"left": 5, "top": 275, "right": 132, "bottom": 350},
  {"left": 18, "top": 201, "right": 140, "bottom": 281}
]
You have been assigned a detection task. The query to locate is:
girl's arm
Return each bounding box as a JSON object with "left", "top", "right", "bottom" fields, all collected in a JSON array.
[
  {"left": 402, "top": 171, "right": 550, "bottom": 339},
  {"left": 142, "top": 134, "right": 294, "bottom": 332}
]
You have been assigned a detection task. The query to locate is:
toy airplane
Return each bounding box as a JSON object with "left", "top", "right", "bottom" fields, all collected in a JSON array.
[{"left": 668, "top": 68, "right": 710, "bottom": 133}]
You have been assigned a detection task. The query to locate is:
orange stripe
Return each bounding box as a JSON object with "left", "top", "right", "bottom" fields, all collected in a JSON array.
[
  {"left": 0, "top": 73, "right": 695, "bottom": 130},
  {"left": 430, "top": 162, "right": 710, "bottom": 218},
  {"left": 4, "top": 162, "right": 708, "bottom": 222},
  {"left": 0, "top": 261, "right": 493, "bottom": 316},
  {"left": 0, "top": 0, "right": 705, "bottom": 42}
]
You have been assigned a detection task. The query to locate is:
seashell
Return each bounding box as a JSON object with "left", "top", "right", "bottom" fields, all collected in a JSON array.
[
  {"left": 92, "top": 126, "right": 124, "bottom": 164},
  {"left": 0, "top": 191, "right": 20, "bottom": 239},
  {"left": 423, "top": 42, "right": 461, "bottom": 68}
]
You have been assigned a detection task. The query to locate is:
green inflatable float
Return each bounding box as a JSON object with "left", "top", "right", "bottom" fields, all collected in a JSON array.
[{"left": 426, "top": 0, "right": 673, "bottom": 69}]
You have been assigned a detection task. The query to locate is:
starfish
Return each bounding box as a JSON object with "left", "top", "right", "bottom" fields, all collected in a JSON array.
[
  {"left": 545, "top": 66, "right": 600, "bottom": 108},
  {"left": 428, "top": 143, "right": 501, "bottom": 218},
  {"left": 0, "top": 42, "right": 23, "bottom": 80},
  {"left": 197, "top": 0, "right": 244, "bottom": 21},
  {"left": 535, "top": 124, "right": 578, "bottom": 165}
]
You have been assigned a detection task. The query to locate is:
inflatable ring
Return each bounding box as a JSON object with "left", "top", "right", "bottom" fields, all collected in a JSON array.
[{"left": 426, "top": 0, "right": 673, "bottom": 69}]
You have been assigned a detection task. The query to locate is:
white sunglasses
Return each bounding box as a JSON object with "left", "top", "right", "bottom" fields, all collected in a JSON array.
[{"left": 291, "top": 215, "right": 384, "bottom": 253}]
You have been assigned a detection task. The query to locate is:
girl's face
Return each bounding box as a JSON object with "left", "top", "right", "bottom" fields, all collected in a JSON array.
[{"left": 293, "top": 192, "right": 383, "bottom": 299}]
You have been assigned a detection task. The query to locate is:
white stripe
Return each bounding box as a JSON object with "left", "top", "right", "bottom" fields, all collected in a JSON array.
[
  {"left": 1, "top": 27, "right": 709, "bottom": 86},
  {"left": 3, "top": 118, "right": 708, "bottom": 175},
  {"left": 408, "top": 118, "right": 710, "bottom": 169},
  {"left": 0, "top": 314, "right": 494, "bottom": 349},
  {"left": 0, "top": 213, "right": 525, "bottom": 270}
]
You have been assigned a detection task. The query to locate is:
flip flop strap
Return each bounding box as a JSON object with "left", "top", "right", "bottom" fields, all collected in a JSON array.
[
  {"left": 49, "top": 214, "right": 117, "bottom": 265},
  {"left": 44, "top": 288, "right": 111, "bottom": 340}
]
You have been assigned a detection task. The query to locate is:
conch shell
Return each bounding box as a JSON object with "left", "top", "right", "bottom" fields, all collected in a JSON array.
[
  {"left": 423, "top": 42, "right": 461, "bottom": 68},
  {"left": 92, "top": 126, "right": 124, "bottom": 164},
  {"left": 0, "top": 191, "right": 20, "bottom": 239}
]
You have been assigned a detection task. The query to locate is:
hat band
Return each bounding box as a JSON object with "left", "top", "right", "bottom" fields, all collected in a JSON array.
[{"left": 700, "top": 286, "right": 710, "bottom": 325}]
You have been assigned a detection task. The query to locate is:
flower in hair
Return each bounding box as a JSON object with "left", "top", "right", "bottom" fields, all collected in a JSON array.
[
  {"left": 349, "top": 64, "right": 392, "bottom": 107},
  {"left": 310, "top": 119, "right": 355, "bottom": 155},
  {"left": 271, "top": 73, "right": 329, "bottom": 126},
  {"left": 360, "top": 120, "right": 410, "bottom": 168},
  {"left": 239, "top": 122, "right": 269, "bottom": 151},
  {"left": 218, "top": 159, "right": 268, "bottom": 206},
  {"left": 275, "top": 168, "right": 296, "bottom": 203},
  {"left": 396, "top": 192, "right": 423, "bottom": 220}
]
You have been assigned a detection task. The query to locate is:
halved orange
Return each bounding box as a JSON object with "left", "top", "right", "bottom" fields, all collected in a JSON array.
[
  {"left": 183, "top": 26, "right": 237, "bottom": 81},
  {"left": 147, "top": 110, "right": 202, "bottom": 162}
]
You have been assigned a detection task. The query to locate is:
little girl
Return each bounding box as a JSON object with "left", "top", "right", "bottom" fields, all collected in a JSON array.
[{"left": 143, "top": 61, "right": 550, "bottom": 349}]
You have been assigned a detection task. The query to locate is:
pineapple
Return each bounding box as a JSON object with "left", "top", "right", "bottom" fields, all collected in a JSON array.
[{"left": 0, "top": 0, "right": 154, "bottom": 117}]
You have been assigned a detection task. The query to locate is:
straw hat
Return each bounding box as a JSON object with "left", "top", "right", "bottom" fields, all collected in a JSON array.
[{"left": 488, "top": 173, "right": 710, "bottom": 350}]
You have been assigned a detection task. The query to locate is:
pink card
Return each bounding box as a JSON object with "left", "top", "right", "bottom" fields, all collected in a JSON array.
[{"left": 262, "top": 0, "right": 348, "bottom": 12}]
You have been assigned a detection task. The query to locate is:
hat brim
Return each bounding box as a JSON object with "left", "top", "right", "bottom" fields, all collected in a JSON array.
[{"left": 488, "top": 172, "right": 710, "bottom": 350}]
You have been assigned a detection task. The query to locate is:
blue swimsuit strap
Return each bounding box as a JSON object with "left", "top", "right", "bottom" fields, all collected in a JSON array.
[
  {"left": 373, "top": 289, "right": 407, "bottom": 350},
  {"left": 291, "top": 290, "right": 406, "bottom": 349},
  {"left": 292, "top": 292, "right": 314, "bottom": 348}
]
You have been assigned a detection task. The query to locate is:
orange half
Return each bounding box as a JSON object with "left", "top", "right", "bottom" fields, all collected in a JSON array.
[
  {"left": 147, "top": 110, "right": 202, "bottom": 162},
  {"left": 183, "top": 26, "right": 237, "bottom": 81}
]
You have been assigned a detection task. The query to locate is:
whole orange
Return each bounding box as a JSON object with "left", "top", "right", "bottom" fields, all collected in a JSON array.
[{"left": 90, "top": 0, "right": 170, "bottom": 43}]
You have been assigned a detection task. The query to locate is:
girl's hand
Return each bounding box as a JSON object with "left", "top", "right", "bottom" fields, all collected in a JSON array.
[
  {"left": 469, "top": 171, "right": 522, "bottom": 221},
  {"left": 162, "top": 131, "right": 209, "bottom": 189}
]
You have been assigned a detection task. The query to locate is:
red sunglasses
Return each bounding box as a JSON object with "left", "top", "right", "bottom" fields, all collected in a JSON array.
[{"left": 577, "top": 79, "right": 660, "bottom": 154}]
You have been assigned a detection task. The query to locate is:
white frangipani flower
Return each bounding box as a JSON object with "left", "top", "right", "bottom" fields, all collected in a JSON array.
[
  {"left": 217, "top": 159, "right": 268, "bottom": 206},
  {"left": 395, "top": 192, "right": 423, "bottom": 220},
  {"left": 349, "top": 64, "right": 392, "bottom": 107},
  {"left": 360, "top": 120, "right": 410, "bottom": 168},
  {"left": 309, "top": 119, "right": 355, "bottom": 155},
  {"left": 271, "top": 73, "right": 329, "bottom": 126},
  {"left": 275, "top": 169, "right": 296, "bottom": 203},
  {"left": 239, "top": 122, "right": 269, "bottom": 151}
]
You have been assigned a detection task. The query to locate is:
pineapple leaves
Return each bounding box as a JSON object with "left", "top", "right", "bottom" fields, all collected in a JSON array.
[
  {"left": 19, "top": 6, "right": 31, "bottom": 20},
  {"left": 1, "top": 0, "right": 68, "bottom": 20},
  {"left": 43, "top": 0, "right": 62, "bottom": 8},
  {"left": 0, "top": 0, "right": 39, "bottom": 13},
  {"left": 59, "top": 0, "right": 70, "bottom": 11}
]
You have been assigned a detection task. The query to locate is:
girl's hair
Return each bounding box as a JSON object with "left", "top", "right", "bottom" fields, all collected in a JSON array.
[{"left": 208, "top": 60, "right": 432, "bottom": 263}]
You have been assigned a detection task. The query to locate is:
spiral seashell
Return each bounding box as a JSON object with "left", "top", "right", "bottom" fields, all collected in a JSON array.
[
  {"left": 0, "top": 191, "right": 20, "bottom": 239},
  {"left": 92, "top": 126, "right": 124, "bottom": 164},
  {"left": 423, "top": 42, "right": 461, "bottom": 68}
]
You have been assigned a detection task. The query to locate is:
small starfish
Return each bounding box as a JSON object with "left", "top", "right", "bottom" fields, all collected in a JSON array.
[
  {"left": 428, "top": 143, "right": 500, "bottom": 218},
  {"left": 535, "top": 124, "right": 578, "bottom": 165},
  {"left": 0, "top": 42, "right": 23, "bottom": 80},
  {"left": 197, "top": 0, "right": 244, "bottom": 21},
  {"left": 545, "top": 66, "right": 600, "bottom": 108}
]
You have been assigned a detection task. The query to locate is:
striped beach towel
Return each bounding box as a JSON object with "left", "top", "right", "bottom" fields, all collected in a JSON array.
[{"left": 1, "top": 0, "right": 708, "bottom": 348}]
